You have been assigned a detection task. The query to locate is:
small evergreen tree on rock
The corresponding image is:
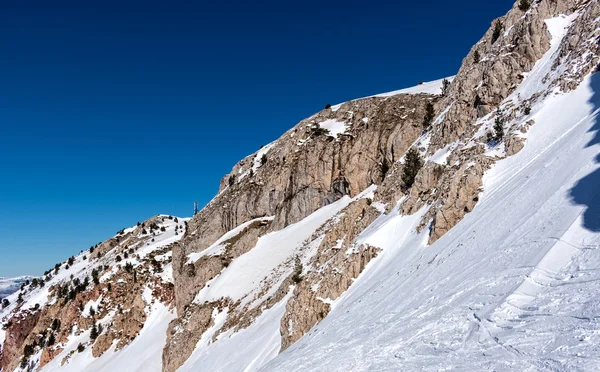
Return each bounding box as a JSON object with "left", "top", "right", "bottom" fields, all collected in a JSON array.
[
  {"left": 487, "top": 108, "right": 505, "bottom": 143},
  {"left": 441, "top": 79, "right": 451, "bottom": 96},
  {"left": 47, "top": 332, "right": 56, "bottom": 346},
  {"left": 492, "top": 20, "right": 504, "bottom": 44},
  {"left": 519, "top": 0, "right": 531, "bottom": 11},
  {"left": 423, "top": 102, "right": 435, "bottom": 128},
  {"left": 90, "top": 323, "right": 98, "bottom": 340},
  {"left": 402, "top": 148, "right": 423, "bottom": 189}
]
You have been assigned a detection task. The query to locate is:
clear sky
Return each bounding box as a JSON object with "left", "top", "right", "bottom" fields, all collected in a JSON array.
[{"left": 0, "top": 0, "right": 514, "bottom": 277}]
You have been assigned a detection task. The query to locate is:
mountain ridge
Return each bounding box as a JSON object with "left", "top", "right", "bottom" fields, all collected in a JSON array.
[{"left": 2, "top": 0, "right": 600, "bottom": 371}]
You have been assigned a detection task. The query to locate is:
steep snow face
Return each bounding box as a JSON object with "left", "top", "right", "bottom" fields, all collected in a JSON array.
[{"left": 262, "top": 40, "right": 600, "bottom": 372}]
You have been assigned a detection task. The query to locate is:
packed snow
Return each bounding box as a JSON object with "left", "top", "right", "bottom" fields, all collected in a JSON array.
[{"left": 179, "top": 290, "right": 294, "bottom": 372}]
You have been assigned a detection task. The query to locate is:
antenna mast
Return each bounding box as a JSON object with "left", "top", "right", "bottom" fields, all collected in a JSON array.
[{"left": 193, "top": 201, "right": 199, "bottom": 216}]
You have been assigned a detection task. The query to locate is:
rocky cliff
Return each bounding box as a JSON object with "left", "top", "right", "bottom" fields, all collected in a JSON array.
[{"left": 167, "top": 1, "right": 600, "bottom": 371}]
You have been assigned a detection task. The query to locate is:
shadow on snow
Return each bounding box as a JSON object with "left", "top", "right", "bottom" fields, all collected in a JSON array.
[{"left": 568, "top": 72, "right": 600, "bottom": 232}]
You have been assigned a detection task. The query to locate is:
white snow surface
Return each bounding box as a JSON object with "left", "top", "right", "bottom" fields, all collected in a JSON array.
[
  {"left": 194, "top": 196, "right": 353, "bottom": 304},
  {"left": 317, "top": 119, "right": 349, "bottom": 138},
  {"left": 179, "top": 289, "right": 294, "bottom": 372},
  {"left": 187, "top": 216, "right": 274, "bottom": 264},
  {"left": 262, "top": 33, "right": 600, "bottom": 372},
  {"left": 373, "top": 76, "right": 455, "bottom": 98}
]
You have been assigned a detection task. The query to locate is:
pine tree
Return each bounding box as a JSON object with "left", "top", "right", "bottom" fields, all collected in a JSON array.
[
  {"left": 51, "top": 318, "right": 61, "bottom": 331},
  {"left": 291, "top": 256, "right": 303, "bottom": 283},
  {"left": 90, "top": 323, "right": 98, "bottom": 340},
  {"left": 492, "top": 20, "right": 503, "bottom": 44},
  {"left": 47, "top": 333, "right": 56, "bottom": 346},
  {"left": 473, "top": 50, "right": 480, "bottom": 63},
  {"left": 422, "top": 102, "right": 435, "bottom": 128},
  {"left": 441, "top": 79, "right": 451, "bottom": 96},
  {"left": 488, "top": 108, "right": 505, "bottom": 143},
  {"left": 402, "top": 148, "right": 423, "bottom": 188},
  {"left": 518, "top": 0, "right": 531, "bottom": 11},
  {"left": 494, "top": 109, "right": 505, "bottom": 142}
]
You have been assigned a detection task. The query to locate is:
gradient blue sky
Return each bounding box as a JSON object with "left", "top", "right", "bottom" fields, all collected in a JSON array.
[{"left": 0, "top": 0, "right": 514, "bottom": 277}]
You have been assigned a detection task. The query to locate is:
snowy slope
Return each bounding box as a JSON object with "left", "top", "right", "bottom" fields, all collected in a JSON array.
[
  {"left": 192, "top": 196, "right": 353, "bottom": 306},
  {"left": 39, "top": 302, "right": 175, "bottom": 372},
  {"left": 0, "top": 215, "right": 189, "bottom": 372},
  {"left": 329, "top": 77, "right": 454, "bottom": 111},
  {"left": 372, "top": 77, "right": 454, "bottom": 97},
  {"left": 263, "top": 26, "right": 600, "bottom": 372}
]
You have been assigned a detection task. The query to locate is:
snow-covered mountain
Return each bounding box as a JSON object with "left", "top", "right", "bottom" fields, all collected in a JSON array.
[
  {"left": 0, "top": 215, "right": 188, "bottom": 372},
  {"left": 0, "top": 278, "right": 35, "bottom": 300},
  {"left": 1, "top": 0, "right": 600, "bottom": 371}
]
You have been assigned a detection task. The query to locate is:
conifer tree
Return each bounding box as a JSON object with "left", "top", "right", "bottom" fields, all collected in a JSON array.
[
  {"left": 492, "top": 21, "right": 503, "bottom": 44},
  {"left": 441, "top": 79, "right": 451, "bottom": 96},
  {"left": 402, "top": 148, "right": 423, "bottom": 188},
  {"left": 47, "top": 333, "right": 56, "bottom": 346},
  {"left": 493, "top": 108, "right": 505, "bottom": 142},
  {"left": 519, "top": 0, "right": 531, "bottom": 11},
  {"left": 90, "top": 323, "right": 98, "bottom": 340},
  {"left": 423, "top": 103, "right": 435, "bottom": 128}
]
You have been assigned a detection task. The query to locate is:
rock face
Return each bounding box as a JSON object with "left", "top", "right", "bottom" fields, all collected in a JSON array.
[
  {"left": 173, "top": 92, "right": 438, "bottom": 312},
  {"left": 0, "top": 310, "right": 41, "bottom": 371},
  {"left": 164, "top": 1, "right": 600, "bottom": 371},
  {"left": 280, "top": 198, "right": 382, "bottom": 350}
]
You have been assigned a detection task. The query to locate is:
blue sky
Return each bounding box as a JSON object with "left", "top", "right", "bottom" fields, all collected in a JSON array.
[{"left": 0, "top": 0, "right": 514, "bottom": 277}]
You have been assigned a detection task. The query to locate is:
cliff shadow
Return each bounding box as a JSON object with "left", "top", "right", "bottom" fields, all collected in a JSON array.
[{"left": 568, "top": 71, "right": 600, "bottom": 232}]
